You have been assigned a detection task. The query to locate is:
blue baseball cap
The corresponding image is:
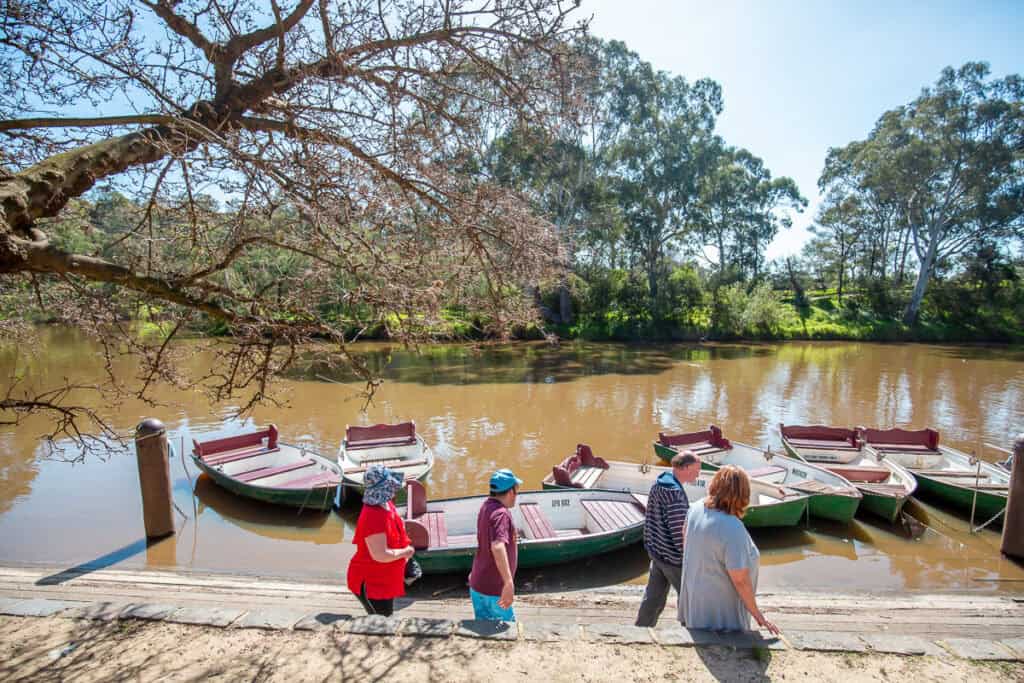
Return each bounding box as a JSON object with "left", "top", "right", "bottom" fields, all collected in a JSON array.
[{"left": 489, "top": 468, "right": 523, "bottom": 493}]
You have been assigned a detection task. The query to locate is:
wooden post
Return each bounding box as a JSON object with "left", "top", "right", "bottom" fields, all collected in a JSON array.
[
  {"left": 1001, "top": 434, "right": 1024, "bottom": 560},
  {"left": 134, "top": 418, "right": 174, "bottom": 540}
]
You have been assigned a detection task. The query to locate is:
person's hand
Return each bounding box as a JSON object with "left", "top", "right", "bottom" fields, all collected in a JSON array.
[
  {"left": 401, "top": 546, "right": 416, "bottom": 560},
  {"left": 756, "top": 613, "right": 780, "bottom": 636},
  {"left": 498, "top": 580, "right": 515, "bottom": 609}
]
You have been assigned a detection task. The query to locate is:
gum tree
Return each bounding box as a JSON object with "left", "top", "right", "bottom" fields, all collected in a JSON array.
[{"left": 0, "top": 0, "right": 584, "bottom": 450}]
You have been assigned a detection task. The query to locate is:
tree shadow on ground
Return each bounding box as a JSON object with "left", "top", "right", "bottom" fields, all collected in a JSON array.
[
  {"left": 0, "top": 615, "right": 477, "bottom": 683},
  {"left": 695, "top": 644, "right": 771, "bottom": 682}
]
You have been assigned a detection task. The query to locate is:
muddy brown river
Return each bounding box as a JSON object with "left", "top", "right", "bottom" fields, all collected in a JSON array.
[{"left": 2, "top": 328, "right": 1023, "bottom": 595}]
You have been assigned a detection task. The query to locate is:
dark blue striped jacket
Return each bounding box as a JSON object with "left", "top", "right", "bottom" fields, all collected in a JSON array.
[{"left": 643, "top": 472, "right": 689, "bottom": 566}]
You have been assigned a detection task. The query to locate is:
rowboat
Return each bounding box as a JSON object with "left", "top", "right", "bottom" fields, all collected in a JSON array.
[
  {"left": 540, "top": 444, "right": 808, "bottom": 527},
  {"left": 398, "top": 480, "right": 645, "bottom": 574},
  {"left": 191, "top": 425, "right": 340, "bottom": 511},
  {"left": 780, "top": 424, "right": 917, "bottom": 524},
  {"left": 337, "top": 422, "right": 434, "bottom": 502},
  {"left": 653, "top": 426, "right": 862, "bottom": 523},
  {"left": 861, "top": 427, "right": 1009, "bottom": 523}
]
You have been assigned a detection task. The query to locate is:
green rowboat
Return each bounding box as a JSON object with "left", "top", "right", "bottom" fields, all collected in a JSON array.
[
  {"left": 780, "top": 424, "right": 917, "bottom": 524},
  {"left": 191, "top": 425, "right": 340, "bottom": 511},
  {"left": 654, "top": 427, "right": 862, "bottom": 523},
  {"left": 862, "top": 428, "right": 1008, "bottom": 524},
  {"left": 541, "top": 446, "right": 808, "bottom": 528},
  {"left": 398, "top": 482, "right": 646, "bottom": 574},
  {"left": 337, "top": 421, "right": 434, "bottom": 504}
]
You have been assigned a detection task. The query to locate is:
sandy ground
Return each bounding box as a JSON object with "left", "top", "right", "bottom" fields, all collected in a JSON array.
[{"left": 0, "top": 616, "right": 1021, "bottom": 683}]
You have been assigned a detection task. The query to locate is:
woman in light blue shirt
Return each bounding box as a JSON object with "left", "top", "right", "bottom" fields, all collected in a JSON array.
[{"left": 678, "top": 465, "right": 779, "bottom": 634}]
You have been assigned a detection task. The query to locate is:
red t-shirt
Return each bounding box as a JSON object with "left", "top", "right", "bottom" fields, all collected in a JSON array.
[
  {"left": 468, "top": 497, "right": 518, "bottom": 596},
  {"left": 346, "top": 501, "right": 410, "bottom": 600}
]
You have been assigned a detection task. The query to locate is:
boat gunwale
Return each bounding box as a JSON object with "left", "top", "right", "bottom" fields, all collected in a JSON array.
[
  {"left": 191, "top": 440, "right": 341, "bottom": 494},
  {"left": 397, "top": 488, "right": 647, "bottom": 554},
  {"left": 540, "top": 458, "right": 810, "bottom": 508},
  {"left": 863, "top": 443, "right": 1008, "bottom": 499},
  {"left": 337, "top": 433, "right": 434, "bottom": 486},
  {"left": 659, "top": 437, "right": 863, "bottom": 500},
  {"left": 781, "top": 435, "right": 918, "bottom": 501}
]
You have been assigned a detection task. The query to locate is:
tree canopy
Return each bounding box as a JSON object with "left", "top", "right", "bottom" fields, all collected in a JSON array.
[{"left": 0, "top": 0, "right": 584, "bottom": 447}]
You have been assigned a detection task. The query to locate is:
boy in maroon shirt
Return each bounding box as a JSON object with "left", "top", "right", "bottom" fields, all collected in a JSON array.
[{"left": 468, "top": 468, "right": 522, "bottom": 621}]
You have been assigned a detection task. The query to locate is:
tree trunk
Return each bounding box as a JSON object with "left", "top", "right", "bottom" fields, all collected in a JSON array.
[
  {"left": 558, "top": 281, "right": 572, "bottom": 325},
  {"left": 647, "top": 258, "right": 658, "bottom": 311},
  {"left": 903, "top": 231, "right": 939, "bottom": 325},
  {"left": 837, "top": 260, "right": 845, "bottom": 305}
]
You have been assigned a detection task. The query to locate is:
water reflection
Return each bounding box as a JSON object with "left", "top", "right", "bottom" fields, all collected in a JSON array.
[{"left": 1, "top": 329, "right": 1023, "bottom": 592}]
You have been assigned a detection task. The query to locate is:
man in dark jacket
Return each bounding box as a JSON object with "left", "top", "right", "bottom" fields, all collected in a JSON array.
[{"left": 635, "top": 451, "right": 701, "bottom": 627}]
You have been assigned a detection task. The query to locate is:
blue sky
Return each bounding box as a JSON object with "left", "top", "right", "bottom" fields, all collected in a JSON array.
[{"left": 584, "top": 0, "right": 1024, "bottom": 259}]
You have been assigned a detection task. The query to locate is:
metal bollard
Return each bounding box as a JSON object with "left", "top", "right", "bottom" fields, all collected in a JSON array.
[
  {"left": 134, "top": 418, "right": 174, "bottom": 540},
  {"left": 1001, "top": 434, "right": 1024, "bottom": 560}
]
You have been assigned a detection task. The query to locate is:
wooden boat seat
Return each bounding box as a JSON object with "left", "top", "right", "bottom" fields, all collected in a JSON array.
[
  {"left": 556, "top": 529, "right": 584, "bottom": 538},
  {"left": 857, "top": 483, "right": 909, "bottom": 496},
  {"left": 827, "top": 465, "right": 890, "bottom": 483},
  {"left": 235, "top": 458, "right": 314, "bottom": 482},
  {"left": 418, "top": 511, "right": 448, "bottom": 548},
  {"left": 869, "top": 443, "right": 937, "bottom": 453},
  {"left": 275, "top": 470, "right": 340, "bottom": 489},
  {"left": 203, "top": 445, "right": 279, "bottom": 466},
  {"left": 520, "top": 503, "right": 558, "bottom": 539},
  {"left": 343, "top": 458, "right": 429, "bottom": 475},
  {"left": 916, "top": 470, "right": 989, "bottom": 478},
  {"left": 581, "top": 499, "right": 644, "bottom": 532},
  {"left": 747, "top": 465, "right": 786, "bottom": 479},
  {"left": 570, "top": 466, "right": 604, "bottom": 489},
  {"left": 346, "top": 422, "right": 417, "bottom": 451},
  {"left": 787, "top": 479, "right": 847, "bottom": 495},
  {"left": 787, "top": 438, "right": 858, "bottom": 451}
]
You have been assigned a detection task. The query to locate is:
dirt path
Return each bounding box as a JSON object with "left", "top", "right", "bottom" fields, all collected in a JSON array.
[{"left": 1, "top": 615, "right": 1021, "bottom": 683}]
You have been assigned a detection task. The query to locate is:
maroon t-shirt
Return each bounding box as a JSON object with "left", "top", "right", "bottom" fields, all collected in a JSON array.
[{"left": 468, "top": 497, "right": 518, "bottom": 596}]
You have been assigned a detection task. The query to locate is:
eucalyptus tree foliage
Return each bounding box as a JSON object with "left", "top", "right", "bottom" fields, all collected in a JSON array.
[
  {"left": 821, "top": 63, "right": 1024, "bottom": 325},
  {"left": 599, "top": 40, "right": 722, "bottom": 310},
  {"left": 692, "top": 144, "right": 804, "bottom": 282},
  {"left": 0, "top": 0, "right": 584, "bottom": 452},
  {"left": 809, "top": 195, "right": 868, "bottom": 304}
]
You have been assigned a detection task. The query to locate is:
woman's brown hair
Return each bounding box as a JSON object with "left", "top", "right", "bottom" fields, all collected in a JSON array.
[{"left": 705, "top": 465, "right": 751, "bottom": 518}]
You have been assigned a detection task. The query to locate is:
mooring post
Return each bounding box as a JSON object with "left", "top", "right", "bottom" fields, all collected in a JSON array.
[
  {"left": 1001, "top": 434, "right": 1024, "bottom": 559},
  {"left": 134, "top": 418, "right": 174, "bottom": 540}
]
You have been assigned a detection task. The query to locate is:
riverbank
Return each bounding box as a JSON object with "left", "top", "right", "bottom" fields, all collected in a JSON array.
[
  {"left": 3, "top": 614, "right": 1022, "bottom": 683},
  {"left": 1, "top": 565, "right": 1022, "bottom": 681}
]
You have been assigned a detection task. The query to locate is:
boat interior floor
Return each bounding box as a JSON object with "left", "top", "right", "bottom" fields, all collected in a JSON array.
[{"left": 786, "top": 479, "right": 855, "bottom": 496}]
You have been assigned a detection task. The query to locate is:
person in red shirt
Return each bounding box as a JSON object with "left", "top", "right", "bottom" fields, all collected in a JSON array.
[
  {"left": 346, "top": 465, "right": 414, "bottom": 616},
  {"left": 468, "top": 468, "right": 522, "bottom": 621}
]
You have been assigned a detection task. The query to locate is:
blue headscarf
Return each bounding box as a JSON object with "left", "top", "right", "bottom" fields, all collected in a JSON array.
[{"left": 363, "top": 465, "right": 404, "bottom": 508}]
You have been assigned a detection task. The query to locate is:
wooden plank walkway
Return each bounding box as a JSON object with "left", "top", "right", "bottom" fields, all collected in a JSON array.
[{"left": 0, "top": 564, "right": 1021, "bottom": 637}]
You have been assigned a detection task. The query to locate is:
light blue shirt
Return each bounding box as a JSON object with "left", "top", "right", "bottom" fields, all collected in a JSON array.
[{"left": 677, "top": 500, "right": 760, "bottom": 631}]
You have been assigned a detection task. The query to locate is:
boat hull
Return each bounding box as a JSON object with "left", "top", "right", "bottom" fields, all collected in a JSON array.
[
  {"left": 781, "top": 440, "right": 913, "bottom": 524},
  {"left": 190, "top": 447, "right": 338, "bottom": 511},
  {"left": 864, "top": 441, "right": 1008, "bottom": 525},
  {"left": 401, "top": 489, "right": 645, "bottom": 575},
  {"left": 337, "top": 435, "right": 434, "bottom": 505},
  {"left": 542, "top": 479, "right": 806, "bottom": 528},
  {"left": 912, "top": 470, "right": 1007, "bottom": 523},
  {"left": 656, "top": 440, "right": 859, "bottom": 523},
  {"left": 413, "top": 522, "right": 644, "bottom": 574}
]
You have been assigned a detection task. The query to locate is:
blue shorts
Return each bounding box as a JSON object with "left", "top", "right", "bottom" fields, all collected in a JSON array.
[{"left": 470, "top": 587, "right": 515, "bottom": 621}]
